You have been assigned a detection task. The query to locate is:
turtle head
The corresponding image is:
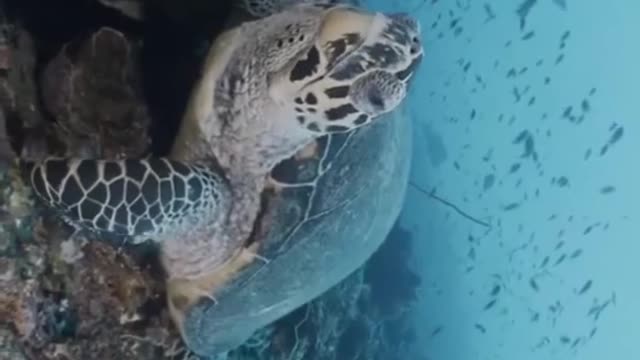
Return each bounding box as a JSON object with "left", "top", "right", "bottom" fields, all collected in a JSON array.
[{"left": 269, "top": 5, "right": 424, "bottom": 134}]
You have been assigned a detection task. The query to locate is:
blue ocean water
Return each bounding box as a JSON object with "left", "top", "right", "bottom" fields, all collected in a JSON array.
[{"left": 362, "top": 0, "right": 637, "bottom": 359}]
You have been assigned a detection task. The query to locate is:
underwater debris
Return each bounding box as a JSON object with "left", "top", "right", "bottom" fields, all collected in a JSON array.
[{"left": 409, "top": 182, "right": 491, "bottom": 228}]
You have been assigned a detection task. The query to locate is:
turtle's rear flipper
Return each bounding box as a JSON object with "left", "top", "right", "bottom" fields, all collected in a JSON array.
[{"left": 22, "top": 158, "right": 231, "bottom": 243}]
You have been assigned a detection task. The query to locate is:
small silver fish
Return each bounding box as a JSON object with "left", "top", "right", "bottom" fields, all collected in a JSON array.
[{"left": 577, "top": 280, "right": 592, "bottom": 295}]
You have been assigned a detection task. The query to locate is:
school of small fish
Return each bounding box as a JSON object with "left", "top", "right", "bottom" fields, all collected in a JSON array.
[{"left": 413, "top": 0, "right": 622, "bottom": 358}]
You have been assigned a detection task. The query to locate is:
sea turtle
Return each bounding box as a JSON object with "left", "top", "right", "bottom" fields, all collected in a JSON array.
[{"left": 19, "top": 3, "right": 423, "bottom": 356}]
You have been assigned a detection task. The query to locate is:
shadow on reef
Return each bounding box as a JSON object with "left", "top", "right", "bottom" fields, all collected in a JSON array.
[
  {"left": 225, "top": 224, "right": 422, "bottom": 360},
  {"left": 364, "top": 225, "right": 421, "bottom": 315}
]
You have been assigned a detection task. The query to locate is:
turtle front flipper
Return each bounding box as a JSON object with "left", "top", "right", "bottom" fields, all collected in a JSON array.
[{"left": 23, "top": 157, "right": 231, "bottom": 244}]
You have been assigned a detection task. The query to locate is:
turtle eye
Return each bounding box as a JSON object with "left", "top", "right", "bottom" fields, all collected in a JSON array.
[
  {"left": 349, "top": 70, "right": 405, "bottom": 116},
  {"left": 367, "top": 87, "right": 385, "bottom": 111}
]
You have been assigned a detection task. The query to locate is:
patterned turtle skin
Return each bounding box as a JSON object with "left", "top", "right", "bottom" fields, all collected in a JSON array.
[
  {"left": 24, "top": 158, "right": 229, "bottom": 244},
  {"left": 21, "top": 3, "right": 424, "bottom": 355}
]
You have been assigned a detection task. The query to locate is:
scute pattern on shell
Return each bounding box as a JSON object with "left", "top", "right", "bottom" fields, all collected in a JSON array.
[{"left": 24, "top": 158, "right": 231, "bottom": 245}]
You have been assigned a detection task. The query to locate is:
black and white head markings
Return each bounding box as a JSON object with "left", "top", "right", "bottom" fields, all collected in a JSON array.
[
  {"left": 204, "top": 4, "right": 424, "bottom": 174},
  {"left": 273, "top": 6, "right": 424, "bottom": 134}
]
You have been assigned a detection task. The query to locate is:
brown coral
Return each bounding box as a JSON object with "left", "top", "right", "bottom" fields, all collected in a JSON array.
[{"left": 40, "top": 27, "right": 151, "bottom": 159}]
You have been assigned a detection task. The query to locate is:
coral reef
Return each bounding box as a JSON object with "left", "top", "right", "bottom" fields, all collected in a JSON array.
[
  {"left": 0, "top": 5, "right": 185, "bottom": 359},
  {"left": 40, "top": 27, "right": 151, "bottom": 159}
]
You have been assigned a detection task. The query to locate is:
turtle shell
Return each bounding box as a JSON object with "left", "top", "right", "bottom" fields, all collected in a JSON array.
[{"left": 181, "top": 104, "right": 412, "bottom": 355}]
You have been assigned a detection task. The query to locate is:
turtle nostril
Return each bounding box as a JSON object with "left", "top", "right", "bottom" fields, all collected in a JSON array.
[{"left": 409, "top": 38, "right": 422, "bottom": 55}]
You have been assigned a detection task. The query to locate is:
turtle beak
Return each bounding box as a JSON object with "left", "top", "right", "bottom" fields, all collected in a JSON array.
[
  {"left": 387, "top": 12, "right": 424, "bottom": 59},
  {"left": 374, "top": 12, "right": 424, "bottom": 83}
]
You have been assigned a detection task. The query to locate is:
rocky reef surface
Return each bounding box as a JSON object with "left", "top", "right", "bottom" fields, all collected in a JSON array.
[{"left": 0, "top": 1, "right": 420, "bottom": 359}]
